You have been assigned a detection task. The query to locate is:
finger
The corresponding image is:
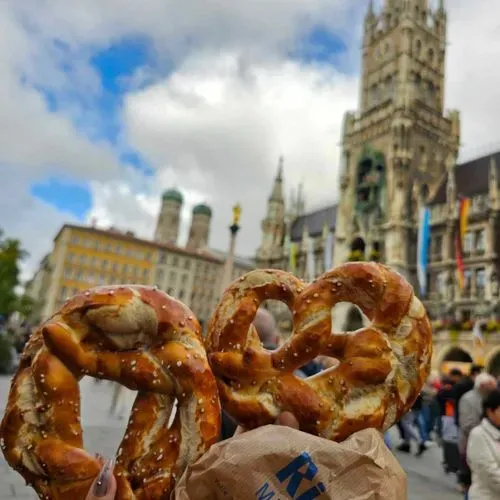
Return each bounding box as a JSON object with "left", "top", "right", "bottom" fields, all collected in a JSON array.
[
  {"left": 85, "top": 459, "right": 117, "bottom": 500},
  {"left": 234, "top": 412, "right": 299, "bottom": 436},
  {"left": 275, "top": 412, "right": 299, "bottom": 429}
]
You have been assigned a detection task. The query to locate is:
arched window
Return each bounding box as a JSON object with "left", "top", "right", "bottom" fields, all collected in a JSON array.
[
  {"left": 371, "top": 84, "right": 379, "bottom": 106},
  {"left": 349, "top": 237, "right": 366, "bottom": 262},
  {"left": 428, "top": 47, "right": 435, "bottom": 64},
  {"left": 415, "top": 39, "right": 422, "bottom": 57}
]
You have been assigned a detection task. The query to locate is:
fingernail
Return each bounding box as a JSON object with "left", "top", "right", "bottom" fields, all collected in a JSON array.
[{"left": 92, "top": 459, "right": 114, "bottom": 497}]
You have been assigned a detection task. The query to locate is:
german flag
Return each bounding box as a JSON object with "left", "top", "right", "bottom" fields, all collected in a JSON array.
[{"left": 455, "top": 196, "right": 470, "bottom": 289}]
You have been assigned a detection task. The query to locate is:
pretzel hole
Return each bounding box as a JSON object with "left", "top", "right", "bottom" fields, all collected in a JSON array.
[
  {"left": 254, "top": 301, "right": 291, "bottom": 351},
  {"left": 79, "top": 377, "right": 137, "bottom": 458},
  {"left": 331, "top": 303, "right": 368, "bottom": 333}
]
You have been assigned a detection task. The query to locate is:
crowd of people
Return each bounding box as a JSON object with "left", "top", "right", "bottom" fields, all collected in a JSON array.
[{"left": 389, "top": 361, "right": 500, "bottom": 499}]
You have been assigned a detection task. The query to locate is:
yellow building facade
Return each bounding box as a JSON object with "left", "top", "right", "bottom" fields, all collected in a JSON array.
[
  {"left": 38, "top": 223, "right": 255, "bottom": 327},
  {"left": 43, "top": 224, "right": 157, "bottom": 317}
]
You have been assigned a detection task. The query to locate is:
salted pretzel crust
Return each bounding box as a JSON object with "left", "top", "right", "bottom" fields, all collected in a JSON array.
[
  {"left": 206, "top": 262, "right": 432, "bottom": 441},
  {"left": 0, "top": 285, "right": 220, "bottom": 500}
]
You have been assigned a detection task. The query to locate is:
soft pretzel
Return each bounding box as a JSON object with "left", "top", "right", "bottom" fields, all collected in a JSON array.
[
  {"left": 206, "top": 262, "right": 432, "bottom": 441},
  {"left": 0, "top": 285, "right": 220, "bottom": 500}
]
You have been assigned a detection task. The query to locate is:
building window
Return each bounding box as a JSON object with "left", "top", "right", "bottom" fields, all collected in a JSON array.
[
  {"left": 122, "top": 264, "right": 128, "bottom": 274},
  {"left": 167, "top": 287, "right": 174, "bottom": 295},
  {"left": 169, "top": 271, "right": 176, "bottom": 283},
  {"left": 64, "top": 267, "right": 72, "bottom": 279},
  {"left": 143, "top": 269, "right": 149, "bottom": 279},
  {"left": 179, "top": 290, "right": 185, "bottom": 300},
  {"left": 463, "top": 270, "right": 472, "bottom": 298},
  {"left": 431, "top": 235, "right": 443, "bottom": 261},
  {"left": 475, "top": 229, "right": 485, "bottom": 254},
  {"left": 463, "top": 232, "right": 473, "bottom": 255},
  {"left": 436, "top": 272, "right": 446, "bottom": 297},
  {"left": 159, "top": 252, "right": 167, "bottom": 264},
  {"left": 156, "top": 269, "right": 165, "bottom": 284},
  {"left": 71, "top": 236, "right": 79, "bottom": 244},
  {"left": 67, "top": 252, "right": 74, "bottom": 262},
  {"left": 184, "top": 259, "right": 191, "bottom": 270},
  {"left": 59, "top": 287, "right": 67, "bottom": 300},
  {"left": 95, "top": 241, "right": 100, "bottom": 251},
  {"left": 90, "top": 256, "right": 96, "bottom": 267},
  {"left": 102, "top": 260, "right": 108, "bottom": 269},
  {"left": 75, "top": 270, "right": 82, "bottom": 281},
  {"left": 145, "top": 252, "right": 152, "bottom": 261},
  {"left": 370, "top": 84, "right": 379, "bottom": 106},
  {"left": 476, "top": 268, "right": 486, "bottom": 298},
  {"left": 115, "top": 245, "right": 121, "bottom": 254},
  {"left": 80, "top": 254, "right": 86, "bottom": 264},
  {"left": 112, "top": 262, "right": 119, "bottom": 272},
  {"left": 99, "top": 274, "right": 105, "bottom": 285},
  {"left": 172, "top": 256, "right": 179, "bottom": 266},
  {"left": 427, "top": 48, "right": 434, "bottom": 64},
  {"left": 105, "top": 243, "right": 112, "bottom": 252}
]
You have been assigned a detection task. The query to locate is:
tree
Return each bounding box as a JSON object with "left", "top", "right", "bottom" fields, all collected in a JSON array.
[{"left": 0, "top": 230, "right": 32, "bottom": 321}]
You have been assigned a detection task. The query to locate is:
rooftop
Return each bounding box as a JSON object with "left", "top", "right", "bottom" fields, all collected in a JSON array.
[
  {"left": 430, "top": 150, "right": 498, "bottom": 205},
  {"left": 54, "top": 223, "right": 252, "bottom": 266},
  {"left": 290, "top": 205, "right": 337, "bottom": 242}
]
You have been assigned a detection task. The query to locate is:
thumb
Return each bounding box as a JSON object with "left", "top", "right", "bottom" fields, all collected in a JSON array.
[
  {"left": 85, "top": 459, "right": 116, "bottom": 500},
  {"left": 275, "top": 412, "right": 299, "bottom": 429}
]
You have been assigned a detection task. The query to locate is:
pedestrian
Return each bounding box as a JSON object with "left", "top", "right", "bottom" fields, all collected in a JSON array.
[
  {"left": 398, "top": 395, "right": 428, "bottom": 456},
  {"left": 454, "top": 365, "right": 484, "bottom": 427},
  {"left": 458, "top": 373, "right": 497, "bottom": 496},
  {"left": 466, "top": 389, "right": 500, "bottom": 499}
]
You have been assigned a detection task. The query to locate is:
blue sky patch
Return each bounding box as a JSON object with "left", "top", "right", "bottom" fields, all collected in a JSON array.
[
  {"left": 120, "top": 150, "right": 155, "bottom": 177},
  {"left": 31, "top": 178, "right": 92, "bottom": 219},
  {"left": 292, "top": 25, "right": 348, "bottom": 66},
  {"left": 91, "top": 36, "right": 155, "bottom": 94}
]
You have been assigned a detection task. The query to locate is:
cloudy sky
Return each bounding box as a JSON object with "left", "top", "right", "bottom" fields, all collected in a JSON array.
[{"left": 2, "top": 0, "right": 500, "bottom": 280}]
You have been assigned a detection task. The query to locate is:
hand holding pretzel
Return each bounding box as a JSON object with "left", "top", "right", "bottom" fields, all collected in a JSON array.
[
  {"left": 206, "top": 262, "right": 432, "bottom": 441},
  {"left": 0, "top": 285, "right": 220, "bottom": 500}
]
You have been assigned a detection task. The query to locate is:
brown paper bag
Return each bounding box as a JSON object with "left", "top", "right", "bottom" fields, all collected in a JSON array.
[{"left": 174, "top": 426, "right": 407, "bottom": 499}]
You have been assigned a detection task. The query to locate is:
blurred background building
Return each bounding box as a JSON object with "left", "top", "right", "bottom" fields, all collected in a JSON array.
[
  {"left": 255, "top": 0, "right": 500, "bottom": 374},
  {"left": 26, "top": 194, "right": 254, "bottom": 330}
]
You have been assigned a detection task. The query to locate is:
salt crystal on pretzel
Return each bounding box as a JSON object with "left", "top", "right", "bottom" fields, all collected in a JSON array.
[
  {"left": 0, "top": 285, "right": 220, "bottom": 500},
  {"left": 206, "top": 262, "right": 432, "bottom": 441}
]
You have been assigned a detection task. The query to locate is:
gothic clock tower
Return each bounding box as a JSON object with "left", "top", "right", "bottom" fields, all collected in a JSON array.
[{"left": 333, "top": 0, "right": 460, "bottom": 279}]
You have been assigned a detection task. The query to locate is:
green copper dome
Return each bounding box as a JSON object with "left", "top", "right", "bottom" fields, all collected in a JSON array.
[
  {"left": 193, "top": 203, "right": 212, "bottom": 217},
  {"left": 162, "top": 188, "right": 183, "bottom": 204}
]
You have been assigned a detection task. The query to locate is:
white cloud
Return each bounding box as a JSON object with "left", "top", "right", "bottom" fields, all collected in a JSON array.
[
  {"left": 444, "top": 0, "right": 500, "bottom": 160},
  {"left": 2, "top": 0, "right": 500, "bottom": 285},
  {"left": 117, "top": 52, "right": 357, "bottom": 255}
]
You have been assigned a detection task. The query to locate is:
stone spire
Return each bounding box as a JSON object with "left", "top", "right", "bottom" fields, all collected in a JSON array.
[{"left": 269, "top": 156, "right": 284, "bottom": 202}]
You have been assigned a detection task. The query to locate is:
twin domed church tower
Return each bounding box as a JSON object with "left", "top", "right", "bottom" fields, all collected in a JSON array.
[{"left": 154, "top": 188, "right": 212, "bottom": 250}]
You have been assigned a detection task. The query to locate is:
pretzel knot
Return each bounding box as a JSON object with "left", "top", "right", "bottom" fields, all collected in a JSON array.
[
  {"left": 0, "top": 285, "right": 220, "bottom": 500},
  {"left": 206, "top": 262, "right": 432, "bottom": 441}
]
